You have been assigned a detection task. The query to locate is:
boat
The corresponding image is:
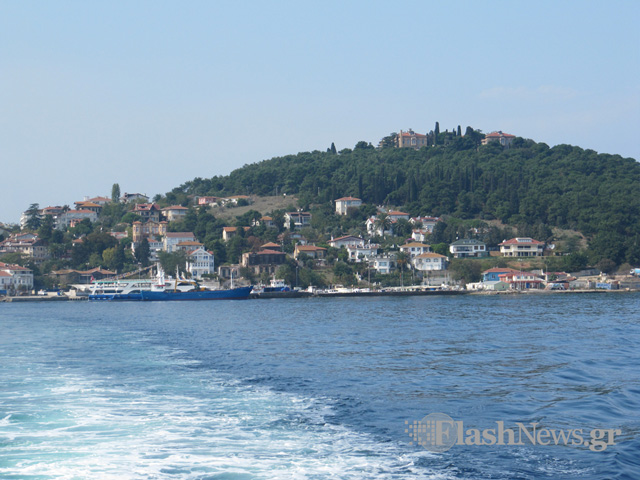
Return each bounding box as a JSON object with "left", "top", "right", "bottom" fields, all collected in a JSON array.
[
  {"left": 139, "top": 285, "right": 253, "bottom": 301},
  {"left": 251, "top": 279, "right": 312, "bottom": 299},
  {"left": 88, "top": 279, "right": 155, "bottom": 301},
  {"left": 88, "top": 265, "right": 198, "bottom": 301}
]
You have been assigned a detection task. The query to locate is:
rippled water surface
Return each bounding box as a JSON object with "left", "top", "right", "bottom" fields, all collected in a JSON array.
[{"left": 1, "top": 293, "right": 639, "bottom": 479}]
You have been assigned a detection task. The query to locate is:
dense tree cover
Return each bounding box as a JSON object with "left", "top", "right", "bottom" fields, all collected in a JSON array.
[{"left": 166, "top": 136, "right": 639, "bottom": 264}]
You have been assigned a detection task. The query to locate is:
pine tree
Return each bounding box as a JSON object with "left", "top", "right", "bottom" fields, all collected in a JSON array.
[
  {"left": 330, "top": 142, "right": 337, "bottom": 154},
  {"left": 457, "top": 125, "right": 462, "bottom": 137}
]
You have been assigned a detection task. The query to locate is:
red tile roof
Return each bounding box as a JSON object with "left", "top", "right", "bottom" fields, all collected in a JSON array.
[
  {"left": 162, "top": 205, "right": 188, "bottom": 211},
  {"left": 499, "top": 238, "right": 544, "bottom": 246},
  {"left": 485, "top": 131, "right": 515, "bottom": 138},
  {"left": 335, "top": 196, "right": 362, "bottom": 202},
  {"left": 165, "top": 232, "right": 195, "bottom": 238},
  {"left": 388, "top": 211, "right": 410, "bottom": 216}
]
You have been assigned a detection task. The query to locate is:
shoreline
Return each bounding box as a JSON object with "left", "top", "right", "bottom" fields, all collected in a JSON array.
[{"left": 2, "top": 288, "right": 638, "bottom": 302}]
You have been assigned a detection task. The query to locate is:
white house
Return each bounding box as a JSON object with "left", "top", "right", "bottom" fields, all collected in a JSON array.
[
  {"left": 57, "top": 210, "right": 98, "bottom": 229},
  {"left": 162, "top": 205, "right": 189, "bottom": 222},
  {"left": 412, "top": 252, "right": 448, "bottom": 271},
  {"left": 328, "top": 235, "right": 365, "bottom": 249},
  {"left": 284, "top": 212, "right": 312, "bottom": 229},
  {"left": 410, "top": 216, "right": 440, "bottom": 232},
  {"left": 399, "top": 242, "right": 431, "bottom": 257},
  {"left": 499, "top": 237, "right": 545, "bottom": 257},
  {"left": 163, "top": 232, "right": 196, "bottom": 252},
  {"left": 387, "top": 210, "right": 410, "bottom": 222},
  {"left": 449, "top": 239, "right": 488, "bottom": 258},
  {"left": 252, "top": 216, "right": 276, "bottom": 228},
  {"left": 366, "top": 216, "right": 394, "bottom": 237},
  {"left": 0, "top": 262, "right": 34, "bottom": 292},
  {"left": 371, "top": 254, "right": 397, "bottom": 274},
  {"left": 121, "top": 193, "right": 149, "bottom": 203},
  {"left": 411, "top": 229, "right": 428, "bottom": 242},
  {"left": 347, "top": 243, "right": 379, "bottom": 262},
  {"left": 335, "top": 197, "right": 362, "bottom": 215},
  {"left": 186, "top": 246, "right": 215, "bottom": 279}
]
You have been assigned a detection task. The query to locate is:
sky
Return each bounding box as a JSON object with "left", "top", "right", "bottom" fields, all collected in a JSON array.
[{"left": 1, "top": 1, "right": 639, "bottom": 224}]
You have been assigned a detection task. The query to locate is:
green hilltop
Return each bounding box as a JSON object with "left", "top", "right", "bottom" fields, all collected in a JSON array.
[{"left": 165, "top": 133, "right": 640, "bottom": 265}]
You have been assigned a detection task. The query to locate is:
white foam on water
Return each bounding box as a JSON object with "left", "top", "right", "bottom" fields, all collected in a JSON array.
[{"left": 0, "top": 345, "right": 445, "bottom": 480}]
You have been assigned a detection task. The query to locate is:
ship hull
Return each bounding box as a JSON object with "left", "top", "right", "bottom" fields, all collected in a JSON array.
[{"left": 139, "top": 286, "right": 253, "bottom": 301}]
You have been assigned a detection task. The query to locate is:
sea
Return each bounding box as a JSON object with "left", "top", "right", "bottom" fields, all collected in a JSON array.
[{"left": 0, "top": 293, "right": 638, "bottom": 479}]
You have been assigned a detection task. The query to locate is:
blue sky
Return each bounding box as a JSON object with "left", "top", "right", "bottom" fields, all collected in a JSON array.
[{"left": 1, "top": 1, "right": 638, "bottom": 223}]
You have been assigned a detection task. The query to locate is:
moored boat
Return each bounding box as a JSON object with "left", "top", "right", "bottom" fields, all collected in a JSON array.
[{"left": 139, "top": 286, "right": 253, "bottom": 301}]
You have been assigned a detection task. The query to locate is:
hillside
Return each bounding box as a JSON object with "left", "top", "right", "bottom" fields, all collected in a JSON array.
[{"left": 164, "top": 135, "right": 640, "bottom": 265}]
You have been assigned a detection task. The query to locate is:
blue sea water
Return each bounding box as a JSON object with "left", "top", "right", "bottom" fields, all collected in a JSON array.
[{"left": 0, "top": 293, "right": 639, "bottom": 479}]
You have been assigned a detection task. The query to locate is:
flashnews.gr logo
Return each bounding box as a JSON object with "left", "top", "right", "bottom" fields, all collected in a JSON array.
[{"left": 406, "top": 413, "right": 621, "bottom": 453}]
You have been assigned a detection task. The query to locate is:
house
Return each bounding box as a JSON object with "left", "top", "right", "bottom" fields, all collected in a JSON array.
[
  {"left": 411, "top": 229, "right": 428, "bottom": 242},
  {"left": 410, "top": 216, "right": 440, "bottom": 232},
  {"left": 366, "top": 216, "right": 393, "bottom": 237},
  {"left": 278, "top": 231, "right": 307, "bottom": 246},
  {"left": 163, "top": 232, "right": 196, "bottom": 252},
  {"left": 186, "top": 246, "right": 215, "bottom": 279},
  {"left": 132, "top": 220, "right": 168, "bottom": 243},
  {"left": 252, "top": 216, "right": 276, "bottom": 228},
  {"left": 347, "top": 243, "right": 379, "bottom": 262},
  {"left": 481, "top": 131, "right": 516, "bottom": 147},
  {"left": 86, "top": 196, "right": 112, "bottom": 206},
  {"left": 218, "top": 264, "right": 241, "bottom": 280},
  {"left": 0, "top": 262, "right": 34, "bottom": 292},
  {"left": 241, "top": 249, "right": 287, "bottom": 275},
  {"left": 371, "top": 254, "right": 397, "bottom": 274},
  {"left": 0, "top": 234, "right": 49, "bottom": 263},
  {"left": 482, "top": 267, "right": 522, "bottom": 282},
  {"left": 131, "top": 238, "right": 164, "bottom": 262},
  {"left": 175, "top": 240, "right": 204, "bottom": 252},
  {"left": 222, "top": 226, "right": 250, "bottom": 241},
  {"left": 467, "top": 280, "right": 510, "bottom": 291},
  {"left": 412, "top": 252, "right": 448, "bottom": 271},
  {"left": 57, "top": 210, "right": 98, "bottom": 229},
  {"left": 387, "top": 210, "right": 411, "bottom": 222},
  {"left": 498, "top": 271, "right": 544, "bottom": 290},
  {"left": 260, "top": 242, "right": 282, "bottom": 252},
  {"left": 121, "top": 193, "right": 149, "bottom": 203},
  {"left": 335, "top": 197, "right": 362, "bottom": 215},
  {"left": 49, "top": 267, "right": 116, "bottom": 285},
  {"left": 284, "top": 212, "right": 312, "bottom": 229},
  {"left": 399, "top": 242, "right": 431, "bottom": 257},
  {"left": 396, "top": 129, "right": 429, "bottom": 149},
  {"left": 161, "top": 205, "right": 189, "bottom": 222},
  {"left": 449, "top": 239, "right": 488, "bottom": 258},
  {"left": 73, "top": 201, "right": 102, "bottom": 214},
  {"left": 41, "top": 206, "right": 65, "bottom": 217},
  {"left": 133, "top": 203, "right": 161, "bottom": 223},
  {"left": 328, "top": 235, "right": 365, "bottom": 249},
  {"left": 294, "top": 245, "right": 326, "bottom": 260},
  {"left": 499, "top": 237, "right": 545, "bottom": 257},
  {"left": 197, "top": 196, "right": 220, "bottom": 206},
  {"left": 222, "top": 195, "right": 251, "bottom": 205},
  {"left": 366, "top": 212, "right": 409, "bottom": 237}
]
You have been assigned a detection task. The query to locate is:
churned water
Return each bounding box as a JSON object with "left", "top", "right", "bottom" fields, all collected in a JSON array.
[{"left": 1, "top": 293, "right": 638, "bottom": 479}]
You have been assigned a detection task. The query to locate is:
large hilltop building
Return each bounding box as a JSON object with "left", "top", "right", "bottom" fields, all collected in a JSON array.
[
  {"left": 396, "top": 129, "right": 429, "bottom": 149},
  {"left": 482, "top": 131, "right": 515, "bottom": 147}
]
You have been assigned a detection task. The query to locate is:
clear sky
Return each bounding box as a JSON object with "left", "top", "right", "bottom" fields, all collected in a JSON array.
[{"left": 1, "top": 1, "right": 638, "bottom": 224}]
